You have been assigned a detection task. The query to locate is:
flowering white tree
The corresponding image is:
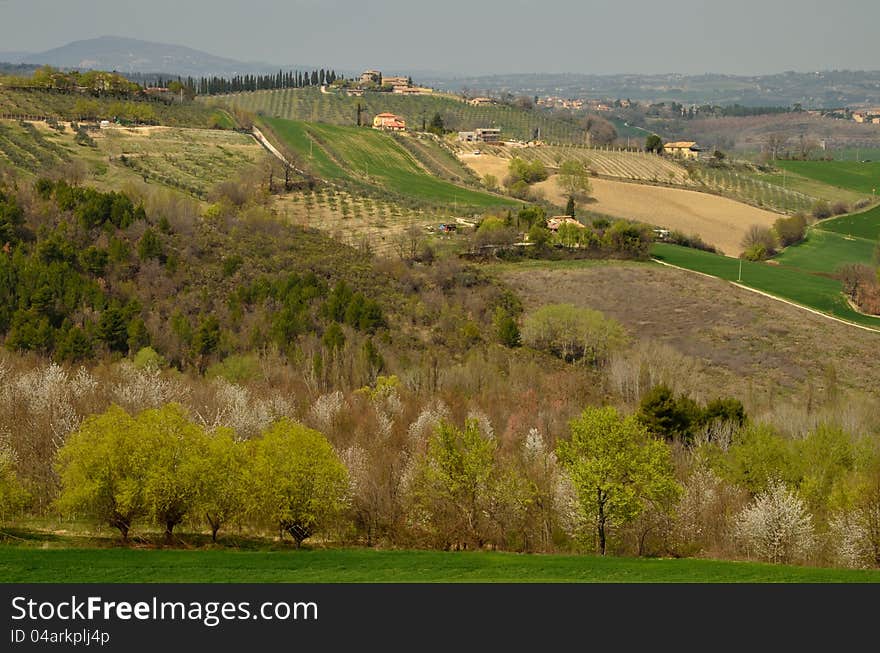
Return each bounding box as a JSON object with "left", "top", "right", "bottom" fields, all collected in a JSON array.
[{"left": 734, "top": 481, "right": 815, "bottom": 564}]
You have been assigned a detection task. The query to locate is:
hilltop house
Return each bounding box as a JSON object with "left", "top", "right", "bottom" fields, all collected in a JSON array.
[
  {"left": 373, "top": 112, "right": 406, "bottom": 131},
  {"left": 663, "top": 141, "right": 702, "bottom": 159},
  {"left": 469, "top": 97, "right": 495, "bottom": 107},
  {"left": 360, "top": 70, "right": 382, "bottom": 85}
]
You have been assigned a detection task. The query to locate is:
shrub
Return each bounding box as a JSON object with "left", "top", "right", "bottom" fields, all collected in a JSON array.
[
  {"left": 773, "top": 214, "right": 807, "bottom": 248},
  {"left": 206, "top": 354, "right": 261, "bottom": 383},
  {"left": 133, "top": 346, "right": 167, "bottom": 370},
  {"left": 733, "top": 481, "right": 815, "bottom": 564},
  {"left": 811, "top": 200, "right": 833, "bottom": 220},
  {"left": 831, "top": 201, "right": 850, "bottom": 216},
  {"left": 741, "top": 224, "right": 777, "bottom": 257}
]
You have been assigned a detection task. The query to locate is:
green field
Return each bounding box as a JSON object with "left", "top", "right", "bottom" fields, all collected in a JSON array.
[
  {"left": 263, "top": 117, "right": 517, "bottom": 210},
  {"left": 1, "top": 547, "right": 878, "bottom": 583},
  {"left": 774, "top": 228, "right": 876, "bottom": 275},
  {"left": 820, "top": 204, "right": 880, "bottom": 240},
  {"left": 652, "top": 243, "right": 880, "bottom": 328},
  {"left": 774, "top": 159, "right": 880, "bottom": 196},
  {"left": 208, "top": 87, "right": 587, "bottom": 143}
]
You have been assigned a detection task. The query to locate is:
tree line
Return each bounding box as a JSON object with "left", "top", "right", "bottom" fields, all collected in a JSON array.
[{"left": 193, "top": 68, "right": 340, "bottom": 96}]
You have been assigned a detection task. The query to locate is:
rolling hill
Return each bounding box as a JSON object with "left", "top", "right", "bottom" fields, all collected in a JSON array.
[{"left": 208, "top": 87, "right": 588, "bottom": 144}]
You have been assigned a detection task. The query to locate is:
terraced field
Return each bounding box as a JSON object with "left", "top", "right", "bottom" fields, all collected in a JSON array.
[
  {"left": 262, "top": 117, "right": 516, "bottom": 210},
  {"left": 206, "top": 87, "right": 587, "bottom": 143}
]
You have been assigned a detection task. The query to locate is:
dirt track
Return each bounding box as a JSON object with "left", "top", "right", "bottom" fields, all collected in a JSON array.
[{"left": 461, "top": 153, "right": 780, "bottom": 256}]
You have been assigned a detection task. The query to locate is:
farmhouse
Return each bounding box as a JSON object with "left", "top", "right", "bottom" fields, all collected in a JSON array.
[
  {"left": 383, "top": 76, "right": 410, "bottom": 88},
  {"left": 469, "top": 97, "right": 495, "bottom": 106},
  {"left": 360, "top": 70, "right": 382, "bottom": 85},
  {"left": 373, "top": 112, "right": 407, "bottom": 131},
  {"left": 663, "top": 141, "right": 702, "bottom": 159},
  {"left": 547, "top": 217, "right": 586, "bottom": 232}
]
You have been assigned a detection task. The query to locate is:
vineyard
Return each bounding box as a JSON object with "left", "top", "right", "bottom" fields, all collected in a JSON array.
[{"left": 205, "top": 87, "right": 588, "bottom": 143}]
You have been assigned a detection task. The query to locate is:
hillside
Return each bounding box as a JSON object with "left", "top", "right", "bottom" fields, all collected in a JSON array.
[
  {"left": 0, "top": 119, "right": 263, "bottom": 199},
  {"left": 207, "top": 87, "right": 589, "bottom": 143},
  {"left": 21, "top": 36, "right": 277, "bottom": 76},
  {"left": 261, "top": 116, "right": 516, "bottom": 210}
]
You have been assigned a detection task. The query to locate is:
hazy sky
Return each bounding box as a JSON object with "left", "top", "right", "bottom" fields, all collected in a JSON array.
[{"left": 0, "top": 0, "right": 877, "bottom": 75}]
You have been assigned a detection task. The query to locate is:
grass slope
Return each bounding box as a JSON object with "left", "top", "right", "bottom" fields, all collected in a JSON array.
[
  {"left": 1, "top": 548, "right": 878, "bottom": 583},
  {"left": 652, "top": 243, "right": 880, "bottom": 328},
  {"left": 774, "top": 160, "right": 880, "bottom": 195},
  {"left": 264, "top": 117, "right": 516, "bottom": 209}
]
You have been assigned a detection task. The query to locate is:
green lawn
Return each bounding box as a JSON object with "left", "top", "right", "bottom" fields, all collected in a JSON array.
[
  {"left": 263, "top": 117, "right": 515, "bottom": 210},
  {"left": 774, "top": 160, "right": 880, "bottom": 195},
  {"left": 652, "top": 243, "right": 880, "bottom": 328},
  {"left": 1, "top": 547, "right": 878, "bottom": 583}
]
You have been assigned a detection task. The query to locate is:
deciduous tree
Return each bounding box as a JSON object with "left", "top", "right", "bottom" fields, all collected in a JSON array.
[{"left": 557, "top": 406, "right": 680, "bottom": 555}]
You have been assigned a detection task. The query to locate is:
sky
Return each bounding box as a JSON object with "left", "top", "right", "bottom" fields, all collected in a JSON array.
[{"left": 0, "top": 0, "right": 877, "bottom": 76}]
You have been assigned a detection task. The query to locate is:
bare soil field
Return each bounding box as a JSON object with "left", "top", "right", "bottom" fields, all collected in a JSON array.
[
  {"left": 501, "top": 262, "right": 880, "bottom": 401},
  {"left": 461, "top": 153, "right": 780, "bottom": 256}
]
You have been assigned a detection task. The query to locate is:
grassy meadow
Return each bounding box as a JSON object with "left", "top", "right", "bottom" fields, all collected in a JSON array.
[{"left": 2, "top": 546, "right": 878, "bottom": 583}]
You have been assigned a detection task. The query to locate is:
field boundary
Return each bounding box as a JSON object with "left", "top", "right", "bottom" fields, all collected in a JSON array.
[{"left": 652, "top": 257, "right": 880, "bottom": 334}]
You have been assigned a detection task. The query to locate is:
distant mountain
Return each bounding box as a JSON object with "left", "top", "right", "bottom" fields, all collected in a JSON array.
[
  {"left": 21, "top": 36, "right": 279, "bottom": 77},
  {"left": 0, "top": 51, "right": 32, "bottom": 64}
]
